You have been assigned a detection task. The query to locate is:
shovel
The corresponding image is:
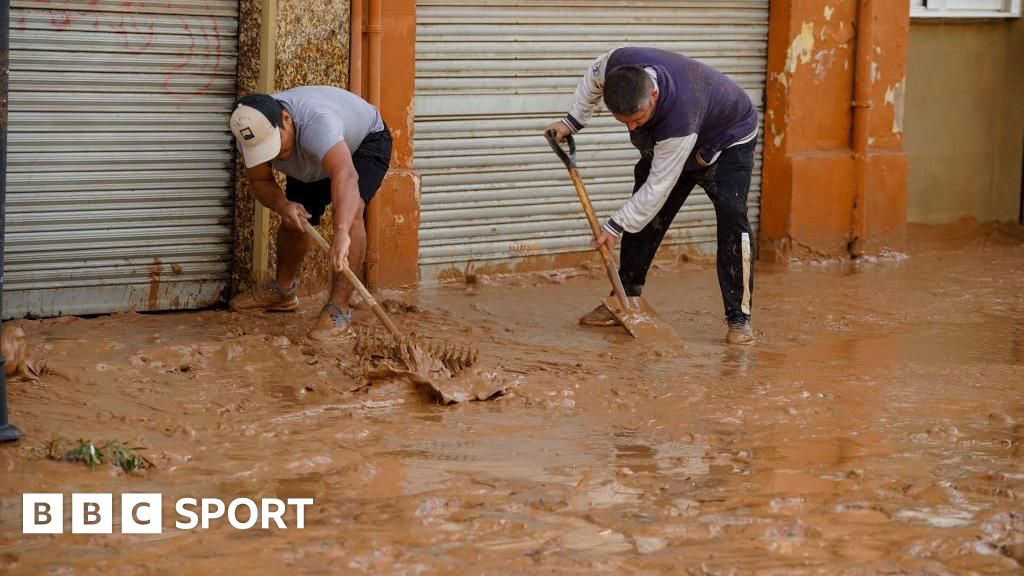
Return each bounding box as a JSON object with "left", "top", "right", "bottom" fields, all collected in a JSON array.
[
  {"left": 302, "top": 220, "right": 478, "bottom": 372},
  {"left": 545, "top": 129, "right": 682, "bottom": 345}
]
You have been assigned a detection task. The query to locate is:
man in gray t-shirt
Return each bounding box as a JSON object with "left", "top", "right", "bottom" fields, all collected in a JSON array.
[{"left": 228, "top": 86, "right": 392, "bottom": 340}]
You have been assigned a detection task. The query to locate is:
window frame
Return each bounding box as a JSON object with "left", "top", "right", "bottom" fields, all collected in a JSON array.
[{"left": 911, "top": 0, "right": 1022, "bottom": 19}]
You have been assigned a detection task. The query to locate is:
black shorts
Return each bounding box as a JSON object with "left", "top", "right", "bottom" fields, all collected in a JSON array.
[{"left": 285, "top": 125, "right": 393, "bottom": 225}]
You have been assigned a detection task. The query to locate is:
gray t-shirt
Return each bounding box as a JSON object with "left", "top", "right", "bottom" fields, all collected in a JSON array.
[{"left": 267, "top": 86, "right": 384, "bottom": 183}]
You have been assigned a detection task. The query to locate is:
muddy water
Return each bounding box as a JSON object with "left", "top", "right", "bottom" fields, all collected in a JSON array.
[{"left": 1, "top": 223, "right": 1023, "bottom": 574}]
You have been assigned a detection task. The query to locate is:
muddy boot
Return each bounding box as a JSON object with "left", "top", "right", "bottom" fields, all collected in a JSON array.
[
  {"left": 726, "top": 318, "right": 755, "bottom": 346},
  {"left": 229, "top": 280, "right": 299, "bottom": 312},
  {"left": 579, "top": 304, "right": 621, "bottom": 327},
  {"left": 308, "top": 302, "right": 353, "bottom": 341}
]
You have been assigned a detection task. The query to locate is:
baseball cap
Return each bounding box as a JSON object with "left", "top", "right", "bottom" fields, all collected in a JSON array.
[{"left": 229, "top": 94, "right": 284, "bottom": 167}]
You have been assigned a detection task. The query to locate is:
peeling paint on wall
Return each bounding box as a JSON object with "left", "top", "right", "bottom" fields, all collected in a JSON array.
[
  {"left": 763, "top": 0, "right": 910, "bottom": 260},
  {"left": 773, "top": 71, "right": 789, "bottom": 91},
  {"left": 785, "top": 22, "right": 817, "bottom": 76},
  {"left": 405, "top": 101, "right": 416, "bottom": 143},
  {"left": 766, "top": 108, "right": 786, "bottom": 149},
  {"left": 813, "top": 49, "right": 835, "bottom": 79},
  {"left": 885, "top": 78, "right": 906, "bottom": 135}
]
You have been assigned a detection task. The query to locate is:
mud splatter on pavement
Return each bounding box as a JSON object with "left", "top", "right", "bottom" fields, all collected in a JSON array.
[{"left": 0, "top": 223, "right": 1022, "bottom": 574}]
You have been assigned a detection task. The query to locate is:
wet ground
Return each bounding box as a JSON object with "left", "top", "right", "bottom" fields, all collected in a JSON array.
[{"left": 1, "top": 222, "right": 1023, "bottom": 574}]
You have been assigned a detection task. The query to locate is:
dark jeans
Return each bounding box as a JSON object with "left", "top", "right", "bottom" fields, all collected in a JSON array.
[{"left": 619, "top": 139, "right": 756, "bottom": 322}]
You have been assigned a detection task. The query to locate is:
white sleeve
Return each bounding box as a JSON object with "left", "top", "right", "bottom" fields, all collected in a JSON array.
[
  {"left": 562, "top": 50, "right": 614, "bottom": 133},
  {"left": 607, "top": 134, "right": 697, "bottom": 235}
]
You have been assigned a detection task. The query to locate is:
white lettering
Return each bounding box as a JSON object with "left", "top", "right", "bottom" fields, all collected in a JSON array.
[
  {"left": 201, "top": 498, "right": 224, "bottom": 529},
  {"left": 261, "top": 498, "right": 286, "bottom": 529},
  {"left": 228, "top": 498, "right": 258, "bottom": 530},
  {"left": 175, "top": 498, "right": 198, "bottom": 529},
  {"left": 23, "top": 495, "right": 313, "bottom": 533},
  {"left": 288, "top": 498, "right": 313, "bottom": 529}
]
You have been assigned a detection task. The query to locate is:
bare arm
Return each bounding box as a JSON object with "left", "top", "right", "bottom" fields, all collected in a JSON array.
[
  {"left": 320, "top": 140, "right": 360, "bottom": 272},
  {"left": 247, "top": 162, "right": 287, "bottom": 212},
  {"left": 247, "top": 162, "right": 310, "bottom": 231}
]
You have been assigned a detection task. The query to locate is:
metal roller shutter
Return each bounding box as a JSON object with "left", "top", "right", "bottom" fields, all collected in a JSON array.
[
  {"left": 414, "top": 0, "right": 768, "bottom": 279},
  {"left": 4, "top": 0, "right": 238, "bottom": 318}
]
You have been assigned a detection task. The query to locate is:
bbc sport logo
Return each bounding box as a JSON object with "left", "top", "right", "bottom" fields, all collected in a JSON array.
[{"left": 23, "top": 493, "right": 313, "bottom": 534}]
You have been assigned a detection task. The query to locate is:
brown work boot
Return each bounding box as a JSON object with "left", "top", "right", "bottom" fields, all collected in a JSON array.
[
  {"left": 308, "top": 302, "right": 352, "bottom": 341},
  {"left": 726, "top": 320, "right": 755, "bottom": 345},
  {"left": 229, "top": 280, "right": 298, "bottom": 312},
  {"left": 579, "top": 304, "right": 621, "bottom": 327}
]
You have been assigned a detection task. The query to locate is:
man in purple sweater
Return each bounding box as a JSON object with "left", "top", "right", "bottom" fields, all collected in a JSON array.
[{"left": 548, "top": 47, "right": 758, "bottom": 345}]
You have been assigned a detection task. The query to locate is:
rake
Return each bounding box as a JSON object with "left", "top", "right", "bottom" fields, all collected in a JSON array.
[{"left": 302, "top": 220, "right": 478, "bottom": 374}]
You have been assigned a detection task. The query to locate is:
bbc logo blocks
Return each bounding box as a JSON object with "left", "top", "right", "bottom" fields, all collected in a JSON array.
[
  {"left": 22, "top": 493, "right": 63, "bottom": 534},
  {"left": 24, "top": 493, "right": 163, "bottom": 534},
  {"left": 22, "top": 494, "right": 312, "bottom": 533}
]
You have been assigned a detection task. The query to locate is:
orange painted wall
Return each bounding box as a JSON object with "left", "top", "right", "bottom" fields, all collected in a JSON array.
[
  {"left": 762, "top": 1, "right": 908, "bottom": 260},
  {"left": 365, "top": 1, "right": 914, "bottom": 285},
  {"left": 364, "top": 0, "right": 420, "bottom": 290}
]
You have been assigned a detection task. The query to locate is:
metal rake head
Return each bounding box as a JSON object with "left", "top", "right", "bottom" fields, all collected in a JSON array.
[{"left": 353, "top": 326, "right": 479, "bottom": 374}]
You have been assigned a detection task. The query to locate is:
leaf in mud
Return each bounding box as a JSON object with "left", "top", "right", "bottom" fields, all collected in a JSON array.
[
  {"left": 29, "top": 436, "right": 154, "bottom": 473},
  {"left": 103, "top": 440, "right": 155, "bottom": 474},
  {"left": 64, "top": 439, "right": 105, "bottom": 470}
]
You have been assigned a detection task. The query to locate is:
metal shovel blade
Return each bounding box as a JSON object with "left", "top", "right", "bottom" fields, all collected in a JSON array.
[{"left": 601, "top": 296, "right": 683, "bottom": 346}]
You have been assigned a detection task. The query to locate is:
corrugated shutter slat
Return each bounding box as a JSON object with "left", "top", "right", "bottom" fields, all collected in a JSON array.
[
  {"left": 414, "top": 0, "right": 769, "bottom": 276},
  {"left": 5, "top": 0, "right": 238, "bottom": 317}
]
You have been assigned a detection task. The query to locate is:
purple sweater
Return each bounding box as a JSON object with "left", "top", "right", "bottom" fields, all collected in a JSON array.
[{"left": 561, "top": 47, "right": 758, "bottom": 236}]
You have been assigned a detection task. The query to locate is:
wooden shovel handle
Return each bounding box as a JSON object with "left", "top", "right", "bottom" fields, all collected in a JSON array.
[
  {"left": 301, "top": 220, "right": 403, "bottom": 339},
  {"left": 545, "top": 130, "right": 631, "bottom": 310}
]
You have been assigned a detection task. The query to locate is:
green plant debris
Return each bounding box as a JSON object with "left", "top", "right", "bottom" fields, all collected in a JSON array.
[
  {"left": 65, "top": 439, "right": 105, "bottom": 470},
  {"left": 30, "top": 436, "right": 154, "bottom": 474},
  {"left": 103, "top": 440, "right": 154, "bottom": 473}
]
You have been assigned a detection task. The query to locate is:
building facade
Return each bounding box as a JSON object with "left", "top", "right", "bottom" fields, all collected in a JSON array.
[{"left": 3, "top": 0, "right": 1021, "bottom": 317}]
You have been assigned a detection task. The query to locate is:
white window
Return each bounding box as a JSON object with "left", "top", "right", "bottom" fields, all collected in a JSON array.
[{"left": 912, "top": 0, "right": 1022, "bottom": 18}]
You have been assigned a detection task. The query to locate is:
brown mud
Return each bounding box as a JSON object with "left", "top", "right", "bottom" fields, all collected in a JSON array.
[{"left": 1, "top": 221, "right": 1023, "bottom": 574}]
